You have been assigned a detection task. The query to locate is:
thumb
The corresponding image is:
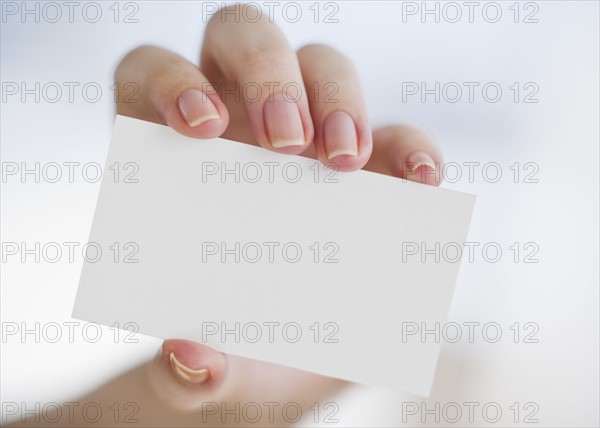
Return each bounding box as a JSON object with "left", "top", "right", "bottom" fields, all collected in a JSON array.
[{"left": 149, "top": 339, "right": 229, "bottom": 412}]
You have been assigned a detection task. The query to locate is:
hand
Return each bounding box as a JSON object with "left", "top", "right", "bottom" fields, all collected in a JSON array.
[
  {"left": 7, "top": 7, "right": 444, "bottom": 425},
  {"left": 112, "top": 3, "right": 443, "bottom": 415}
]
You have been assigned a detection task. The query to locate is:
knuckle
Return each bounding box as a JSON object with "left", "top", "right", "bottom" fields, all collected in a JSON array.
[
  {"left": 298, "top": 43, "right": 350, "bottom": 62},
  {"left": 145, "top": 61, "right": 181, "bottom": 88},
  {"left": 243, "top": 44, "right": 286, "bottom": 71},
  {"left": 297, "top": 43, "right": 331, "bottom": 54},
  {"left": 297, "top": 44, "right": 355, "bottom": 77},
  {"left": 379, "top": 125, "right": 433, "bottom": 147},
  {"left": 209, "top": 4, "right": 267, "bottom": 25}
]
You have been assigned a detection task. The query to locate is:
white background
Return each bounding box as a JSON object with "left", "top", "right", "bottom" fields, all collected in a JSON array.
[{"left": 1, "top": 1, "right": 599, "bottom": 426}]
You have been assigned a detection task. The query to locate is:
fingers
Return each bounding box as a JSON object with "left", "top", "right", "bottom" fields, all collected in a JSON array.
[
  {"left": 115, "top": 45, "right": 229, "bottom": 139},
  {"left": 149, "top": 339, "right": 229, "bottom": 412},
  {"left": 297, "top": 44, "right": 373, "bottom": 172},
  {"left": 116, "top": 15, "right": 441, "bottom": 183},
  {"left": 201, "top": 5, "right": 313, "bottom": 153},
  {"left": 366, "top": 125, "right": 443, "bottom": 186}
]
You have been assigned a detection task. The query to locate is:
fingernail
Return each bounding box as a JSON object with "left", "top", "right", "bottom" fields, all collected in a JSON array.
[
  {"left": 263, "top": 93, "right": 305, "bottom": 148},
  {"left": 178, "top": 89, "right": 220, "bottom": 127},
  {"left": 406, "top": 151, "right": 438, "bottom": 183},
  {"left": 324, "top": 111, "right": 358, "bottom": 159},
  {"left": 169, "top": 352, "right": 210, "bottom": 384}
]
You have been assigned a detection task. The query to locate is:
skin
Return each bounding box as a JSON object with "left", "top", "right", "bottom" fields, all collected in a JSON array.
[{"left": 7, "top": 5, "right": 444, "bottom": 426}]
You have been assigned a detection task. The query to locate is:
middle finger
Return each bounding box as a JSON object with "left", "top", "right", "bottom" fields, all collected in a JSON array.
[{"left": 201, "top": 5, "right": 314, "bottom": 154}]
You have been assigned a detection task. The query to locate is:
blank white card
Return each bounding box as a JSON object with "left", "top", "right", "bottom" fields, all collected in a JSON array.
[{"left": 73, "top": 115, "right": 475, "bottom": 396}]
